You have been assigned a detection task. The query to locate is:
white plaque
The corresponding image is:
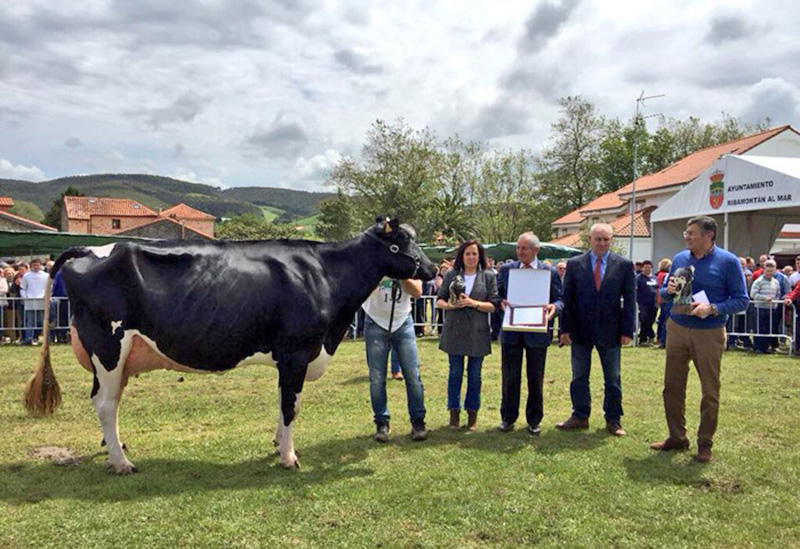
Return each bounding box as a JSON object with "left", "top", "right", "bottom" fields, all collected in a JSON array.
[{"left": 503, "top": 268, "right": 551, "bottom": 333}]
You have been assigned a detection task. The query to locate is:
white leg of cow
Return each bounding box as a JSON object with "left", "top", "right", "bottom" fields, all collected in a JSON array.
[
  {"left": 91, "top": 355, "right": 135, "bottom": 474},
  {"left": 279, "top": 392, "right": 301, "bottom": 468}
]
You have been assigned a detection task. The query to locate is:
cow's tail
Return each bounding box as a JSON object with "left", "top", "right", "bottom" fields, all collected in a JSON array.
[{"left": 24, "top": 265, "right": 61, "bottom": 416}]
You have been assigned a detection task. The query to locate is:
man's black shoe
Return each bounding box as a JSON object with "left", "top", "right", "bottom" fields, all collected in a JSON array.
[
  {"left": 527, "top": 424, "right": 541, "bottom": 436},
  {"left": 496, "top": 421, "right": 515, "bottom": 432}
]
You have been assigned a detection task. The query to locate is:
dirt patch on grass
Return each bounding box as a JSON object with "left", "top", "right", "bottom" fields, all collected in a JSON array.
[{"left": 29, "top": 445, "right": 81, "bottom": 466}]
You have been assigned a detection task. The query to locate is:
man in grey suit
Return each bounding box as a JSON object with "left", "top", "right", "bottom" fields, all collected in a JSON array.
[
  {"left": 497, "top": 232, "right": 564, "bottom": 435},
  {"left": 558, "top": 223, "right": 635, "bottom": 436}
]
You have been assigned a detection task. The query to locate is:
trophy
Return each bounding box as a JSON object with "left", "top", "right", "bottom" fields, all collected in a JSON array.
[
  {"left": 670, "top": 266, "right": 695, "bottom": 315},
  {"left": 449, "top": 274, "right": 466, "bottom": 305}
]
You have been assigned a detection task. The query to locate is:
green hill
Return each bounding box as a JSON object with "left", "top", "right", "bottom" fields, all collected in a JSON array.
[{"left": 0, "top": 174, "right": 332, "bottom": 221}]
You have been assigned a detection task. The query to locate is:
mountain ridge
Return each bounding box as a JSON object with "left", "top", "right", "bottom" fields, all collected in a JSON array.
[{"left": 0, "top": 174, "right": 333, "bottom": 220}]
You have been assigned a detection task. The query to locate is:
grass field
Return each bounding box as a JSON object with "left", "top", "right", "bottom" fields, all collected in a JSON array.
[
  {"left": 259, "top": 205, "right": 285, "bottom": 222},
  {"left": 1, "top": 340, "right": 798, "bottom": 548}
]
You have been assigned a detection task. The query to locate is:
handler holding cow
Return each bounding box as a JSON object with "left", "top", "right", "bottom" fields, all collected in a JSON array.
[{"left": 24, "top": 217, "right": 436, "bottom": 473}]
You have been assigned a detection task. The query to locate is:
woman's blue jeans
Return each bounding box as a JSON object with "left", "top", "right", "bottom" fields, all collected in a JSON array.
[
  {"left": 364, "top": 315, "right": 426, "bottom": 426},
  {"left": 447, "top": 354, "right": 483, "bottom": 411}
]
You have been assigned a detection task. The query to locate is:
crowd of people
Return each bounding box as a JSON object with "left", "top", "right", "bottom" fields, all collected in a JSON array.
[{"left": 0, "top": 257, "right": 69, "bottom": 345}]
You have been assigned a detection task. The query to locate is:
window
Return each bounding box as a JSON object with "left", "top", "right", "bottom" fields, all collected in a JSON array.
[{"left": 112, "top": 219, "right": 121, "bottom": 229}]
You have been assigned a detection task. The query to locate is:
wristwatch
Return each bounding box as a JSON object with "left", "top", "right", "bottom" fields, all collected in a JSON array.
[{"left": 710, "top": 304, "right": 719, "bottom": 316}]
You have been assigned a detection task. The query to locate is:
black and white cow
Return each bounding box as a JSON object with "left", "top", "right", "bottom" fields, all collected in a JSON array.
[{"left": 24, "top": 217, "right": 436, "bottom": 473}]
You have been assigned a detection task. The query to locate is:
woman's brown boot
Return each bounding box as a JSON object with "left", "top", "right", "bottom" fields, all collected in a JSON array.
[
  {"left": 449, "top": 409, "right": 460, "bottom": 429},
  {"left": 466, "top": 410, "right": 478, "bottom": 431}
]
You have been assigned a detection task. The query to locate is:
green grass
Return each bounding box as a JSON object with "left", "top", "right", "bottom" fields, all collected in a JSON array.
[
  {"left": 1, "top": 341, "right": 798, "bottom": 548},
  {"left": 259, "top": 205, "right": 285, "bottom": 222}
]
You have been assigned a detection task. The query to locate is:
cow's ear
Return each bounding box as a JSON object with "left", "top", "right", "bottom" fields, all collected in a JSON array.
[
  {"left": 388, "top": 218, "right": 400, "bottom": 233},
  {"left": 400, "top": 223, "right": 416, "bottom": 241}
]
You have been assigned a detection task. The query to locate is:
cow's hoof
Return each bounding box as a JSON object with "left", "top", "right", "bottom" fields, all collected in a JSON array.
[
  {"left": 280, "top": 453, "right": 300, "bottom": 469},
  {"left": 107, "top": 460, "right": 137, "bottom": 475}
]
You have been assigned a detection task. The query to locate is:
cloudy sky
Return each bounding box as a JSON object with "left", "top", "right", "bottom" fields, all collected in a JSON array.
[{"left": 1, "top": 0, "right": 798, "bottom": 191}]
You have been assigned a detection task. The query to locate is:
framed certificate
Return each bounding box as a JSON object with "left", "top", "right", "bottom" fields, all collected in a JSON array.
[{"left": 502, "top": 268, "right": 551, "bottom": 333}]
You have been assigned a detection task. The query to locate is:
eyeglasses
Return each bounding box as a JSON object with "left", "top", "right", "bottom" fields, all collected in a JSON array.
[{"left": 683, "top": 231, "right": 702, "bottom": 238}]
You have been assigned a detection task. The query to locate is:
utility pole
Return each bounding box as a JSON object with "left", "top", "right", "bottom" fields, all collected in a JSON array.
[{"left": 629, "top": 91, "right": 665, "bottom": 259}]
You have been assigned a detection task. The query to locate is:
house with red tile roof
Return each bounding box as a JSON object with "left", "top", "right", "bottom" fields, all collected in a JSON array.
[
  {"left": 62, "top": 197, "right": 159, "bottom": 234},
  {"left": 159, "top": 203, "right": 215, "bottom": 237},
  {"left": 549, "top": 125, "right": 800, "bottom": 258},
  {"left": 0, "top": 197, "right": 58, "bottom": 232},
  {"left": 62, "top": 197, "right": 216, "bottom": 238}
]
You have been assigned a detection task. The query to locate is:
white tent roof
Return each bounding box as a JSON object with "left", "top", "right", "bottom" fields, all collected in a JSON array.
[{"left": 652, "top": 155, "right": 800, "bottom": 223}]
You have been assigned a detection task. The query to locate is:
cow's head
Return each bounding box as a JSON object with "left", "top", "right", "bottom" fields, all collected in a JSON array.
[{"left": 366, "top": 216, "right": 437, "bottom": 281}]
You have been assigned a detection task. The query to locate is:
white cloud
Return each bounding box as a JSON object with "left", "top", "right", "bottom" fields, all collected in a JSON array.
[
  {"left": 741, "top": 78, "right": 800, "bottom": 125},
  {"left": 292, "top": 149, "right": 342, "bottom": 180},
  {"left": 0, "top": 159, "right": 47, "bottom": 182},
  {"left": 172, "top": 167, "right": 222, "bottom": 188},
  {"left": 0, "top": 1, "right": 798, "bottom": 190}
]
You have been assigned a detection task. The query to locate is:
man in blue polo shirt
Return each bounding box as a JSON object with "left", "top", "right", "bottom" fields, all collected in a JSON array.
[{"left": 650, "top": 216, "right": 748, "bottom": 463}]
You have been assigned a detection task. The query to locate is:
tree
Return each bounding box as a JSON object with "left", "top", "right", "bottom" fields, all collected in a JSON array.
[
  {"left": 315, "top": 190, "right": 356, "bottom": 241},
  {"left": 326, "top": 119, "right": 443, "bottom": 240},
  {"left": 44, "top": 186, "right": 84, "bottom": 229},
  {"left": 8, "top": 200, "right": 45, "bottom": 223},
  {"left": 425, "top": 137, "right": 484, "bottom": 242},
  {"left": 216, "top": 214, "right": 299, "bottom": 240},
  {"left": 472, "top": 149, "right": 549, "bottom": 242},
  {"left": 538, "top": 96, "right": 606, "bottom": 218}
]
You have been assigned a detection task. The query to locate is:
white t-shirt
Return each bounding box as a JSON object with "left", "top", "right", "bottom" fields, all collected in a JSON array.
[
  {"left": 463, "top": 273, "right": 477, "bottom": 296},
  {"left": 20, "top": 269, "right": 49, "bottom": 310},
  {"left": 362, "top": 277, "right": 413, "bottom": 332}
]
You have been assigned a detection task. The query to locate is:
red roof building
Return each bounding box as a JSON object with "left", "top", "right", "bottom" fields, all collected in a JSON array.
[
  {"left": 549, "top": 126, "right": 800, "bottom": 257},
  {"left": 62, "top": 197, "right": 216, "bottom": 237}
]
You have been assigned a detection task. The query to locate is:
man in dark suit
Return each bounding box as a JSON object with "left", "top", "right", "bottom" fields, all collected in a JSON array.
[
  {"left": 497, "top": 232, "right": 564, "bottom": 435},
  {"left": 558, "top": 223, "right": 635, "bottom": 436}
]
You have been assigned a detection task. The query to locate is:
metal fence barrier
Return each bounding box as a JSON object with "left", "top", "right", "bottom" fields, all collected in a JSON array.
[
  {"left": 3, "top": 296, "right": 795, "bottom": 355},
  {"left": 1, "top": 296, "right": 71, "bottom": 343},
  {"left": 725, "top": 302, "right": 796, "bottom": 356}
]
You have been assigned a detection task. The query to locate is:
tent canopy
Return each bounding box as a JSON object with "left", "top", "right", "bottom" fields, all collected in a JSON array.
[
  {"left": 652, "top": 155, "right": 800, "bottom": 261},
  {"left": 422, "top": 242, "right": 581, "bottom": 263}
]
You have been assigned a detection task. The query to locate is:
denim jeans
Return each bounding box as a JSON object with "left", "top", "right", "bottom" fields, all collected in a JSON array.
[
  {"left": 365, "top": 315, "right": 426, "bottom": 426},
  {"left": 570, "top": 341, "right": 623, "bottom": 422},
  {"left": 23, "top": 309, "right": 44, "bottom": 343},
  {"left": 447, "top": 354, "right": 483, "bottom": 411}
]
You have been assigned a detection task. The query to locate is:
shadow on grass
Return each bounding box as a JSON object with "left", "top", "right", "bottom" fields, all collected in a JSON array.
[
  {"left": 622, "top": 452, "right": 708, "bottom": 487},
  {"left": 339, "top": 374, "right": 370, "bottom": 385},
  {"left": 0, "top": 434, "right": 377, "bottom": 505},
  {"left": 0, "top": 423, "right": 614, "bottom": 504}
]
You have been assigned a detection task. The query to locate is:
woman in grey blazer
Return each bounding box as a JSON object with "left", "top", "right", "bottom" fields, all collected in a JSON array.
[{"left": 436, "top": 240, "right": 499, "bottom": 431}]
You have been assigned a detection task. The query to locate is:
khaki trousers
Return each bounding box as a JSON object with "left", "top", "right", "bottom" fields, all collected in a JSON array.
[{"left": 664, "top": 319, "right": 725, "bottom": 449}]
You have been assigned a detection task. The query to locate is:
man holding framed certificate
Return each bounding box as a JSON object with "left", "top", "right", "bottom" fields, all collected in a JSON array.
[{"left": 496, "top": 232, "right": 563, "bottom": 435}]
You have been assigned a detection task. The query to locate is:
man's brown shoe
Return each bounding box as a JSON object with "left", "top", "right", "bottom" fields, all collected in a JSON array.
[
  {"left": 693, "top": 446, "right": 713, "bottom": 463},
  {"left": 555, "top": 416, "right": 589, "bottom": 430},
  {"left": 606, "top": 422, "right": 626, "bottom": 437},
  {"left": 650, "top": 438, "right": 690, "bottom": 451}
]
